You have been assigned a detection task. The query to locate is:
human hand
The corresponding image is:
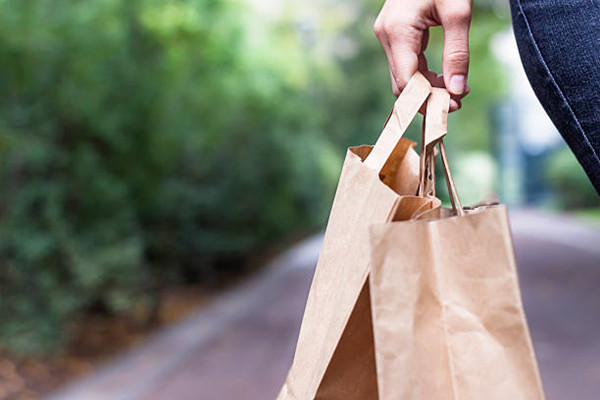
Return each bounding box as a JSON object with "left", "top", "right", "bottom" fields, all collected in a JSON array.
[{"left": 374, "top": 0, "right": 472, "bottom": 111}]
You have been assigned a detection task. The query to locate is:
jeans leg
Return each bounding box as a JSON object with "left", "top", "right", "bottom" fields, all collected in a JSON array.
[{"left": 509, "top": 0, "right": 600, "bottom": 195}]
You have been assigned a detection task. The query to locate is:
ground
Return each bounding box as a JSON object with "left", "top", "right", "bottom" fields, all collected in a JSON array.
[{"left": 47, "top": 209, "right": 600, "bottom": 400}]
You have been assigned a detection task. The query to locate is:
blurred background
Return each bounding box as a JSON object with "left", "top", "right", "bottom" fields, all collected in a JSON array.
[{"left": 0, "top": 0, "right": 598, "bottom": 399}]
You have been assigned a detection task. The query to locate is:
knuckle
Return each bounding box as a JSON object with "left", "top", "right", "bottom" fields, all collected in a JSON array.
[
  {"left": 373, "top": 21, "right": 384, "bottom": 37},
  {"left": 448, "top": 8, "right": 471, "bottom": 25},
  {"left": 381, "top": 19, "right": 398, "bottom": 35},
  {"left": 446, "top": 49, "right": 469, "bottom": 65},
  {"left": 385, "top": 21, "right": 417, "bottom": 42},
  {"left": 373, "top": 10, "right": 425, "bottom": 42},
  {"left": 378, "top": 14, "right": 412, "bottom": 36},
  {"left": 446, "top": 7, "right": 472, "bottom": 25}
]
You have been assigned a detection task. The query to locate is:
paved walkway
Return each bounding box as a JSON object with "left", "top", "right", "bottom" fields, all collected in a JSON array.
[{"left": 47, "top": 210, "right": 600, "bottom": 400}]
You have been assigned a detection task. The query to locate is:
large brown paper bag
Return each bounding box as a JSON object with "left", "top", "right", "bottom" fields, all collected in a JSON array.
[
  {"left": 369, "top": 88, "right": 546, "bottom": 400},
  {"left": 277, "top": 72, "right": 432, "bottom": 400}
]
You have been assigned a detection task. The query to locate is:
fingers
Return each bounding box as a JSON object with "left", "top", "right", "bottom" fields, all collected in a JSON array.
[
  {"left": 374, "top": 0, "right": 472, "bottom": 109},
  {"left": 426, "top": 72, "right": 469, "bottom": 112},
  {"left": 389, "top": 67, "right": 400, "bottom": 96},
  {"left": 374, "top": 12, "right": 425, "bottom": 94},
  {"left": 374, "top": 17, "right": 402, "bottom": 96},
  {"left": 417, "top": 29, "right": 430, "bottom": 72},
  {"left": 449, "top": 98, "right": 461, "bottom": 112},
  {"left": 440, "top": 3, "right": 472, "bottom": 96},
  {"left": 387, "top": 30, "right": 423, "bottom": 91}
]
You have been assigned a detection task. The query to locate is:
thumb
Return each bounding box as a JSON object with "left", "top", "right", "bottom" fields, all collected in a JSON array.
[{"left": 441, "top": 8, "right": 471, "bottom": 96}]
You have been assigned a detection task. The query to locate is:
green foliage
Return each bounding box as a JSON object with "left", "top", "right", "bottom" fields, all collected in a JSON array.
[
  {"left": 548, "top": 147, "right": 599, "bottom": 209},
  {"left": 0, "top": 0, "right": 537, "bottom": 356},
  {"left": 0, "top": 0, "right": 338, "bottom": 355}
]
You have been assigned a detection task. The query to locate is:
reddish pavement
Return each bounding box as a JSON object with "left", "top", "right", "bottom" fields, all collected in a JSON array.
[{"left": 48, "top": 210, "right": 600, "bottom": 400}]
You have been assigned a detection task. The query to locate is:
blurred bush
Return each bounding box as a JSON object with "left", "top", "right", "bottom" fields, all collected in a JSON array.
[
  {"left": 0, "top": 0, "right": 344, "bottom": 355},
  {"left": 548, "top": 147, "right": 599, "bottom": 209},
  {"left": 0, "top": 0, "right": 542, "bottom": 356}
]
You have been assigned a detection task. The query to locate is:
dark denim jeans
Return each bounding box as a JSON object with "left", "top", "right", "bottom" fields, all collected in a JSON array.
[{"left": 509, "top": 0, "right": 600, "bottom": 194}]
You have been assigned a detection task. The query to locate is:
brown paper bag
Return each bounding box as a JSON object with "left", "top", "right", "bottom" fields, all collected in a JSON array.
[
  {"left": 368, "top": 89, "right": 546, "bottom": 400},
  {"left": 277, "top": 73, "right": 432, "bottom": 400}
]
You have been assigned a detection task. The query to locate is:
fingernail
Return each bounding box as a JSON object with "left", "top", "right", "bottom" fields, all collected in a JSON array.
[{"left": 449, "top": 75, "right": 466, "bottom": 95}]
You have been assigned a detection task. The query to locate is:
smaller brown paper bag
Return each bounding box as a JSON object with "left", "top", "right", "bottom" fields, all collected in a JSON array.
[{"left": 368, "top": 88, "right": 546, "bottom": 400}]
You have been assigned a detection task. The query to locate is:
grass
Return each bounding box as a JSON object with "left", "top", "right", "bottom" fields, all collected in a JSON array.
[{"left": 573, "top": 207, "right": 600, "bottom": 228}]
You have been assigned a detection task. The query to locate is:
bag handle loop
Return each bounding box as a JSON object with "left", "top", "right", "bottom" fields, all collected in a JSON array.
[
  {"left": 364, "top": 72, "right": 431, "bottom": 172},
  {"left": 418, "top": 88, "right": 464, "bottom": 216}
]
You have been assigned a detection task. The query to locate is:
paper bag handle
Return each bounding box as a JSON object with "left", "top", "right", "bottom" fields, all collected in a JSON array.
[
  {"left": 418, "top": 88, "right": 464, "bottom": 216},
  {"left": 363, "top": 72, "right": 431, "bottom": 172}
]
